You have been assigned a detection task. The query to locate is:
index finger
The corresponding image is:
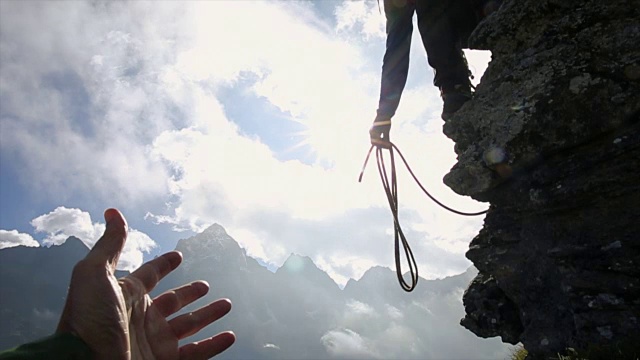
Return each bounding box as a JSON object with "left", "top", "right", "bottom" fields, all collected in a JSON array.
[{"left": 128, "top": 251, "right": 183, "bottom": 293}]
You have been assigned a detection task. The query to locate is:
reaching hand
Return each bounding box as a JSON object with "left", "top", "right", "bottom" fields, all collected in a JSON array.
[
  {"left": 56, "top": 208, "right": 235, "bottom": 360},
  {"left": 370, "top": 119, "right": 392, "bottom": 148}
]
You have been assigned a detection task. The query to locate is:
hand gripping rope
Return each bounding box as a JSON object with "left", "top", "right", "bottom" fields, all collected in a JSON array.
[{"left": 358, "top": 135, "right": 488, "bottom": 292}]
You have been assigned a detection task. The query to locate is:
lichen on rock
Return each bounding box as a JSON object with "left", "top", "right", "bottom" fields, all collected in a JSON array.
[{"left": 444, "top": 0, "right": 640, "bottom": 357}]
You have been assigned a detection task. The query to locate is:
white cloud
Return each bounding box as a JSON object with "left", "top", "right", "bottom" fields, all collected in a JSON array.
[
  {"left": 315, "top": 254, "right": 379, "bottom": 287},
  {"left": 335, "top": 1, "right": 385, "bottom": 39},
  {"left": 385, "top": 304, "right": 403, "bottom": 320},
  {"left": 30, "top": 207, "right": 156, "bottom": 271},
  {"left": 1, "top": 1, "right": 492, "bottom": 285},
  {"left": 31, "top": 207, "right": 102, "bottom": 247},
  {"left": 0, "top": 229, "right": 39, "bottom": 249},
  {"left": 118, "top": 230, "right": 157, "bottom": 272},
  {"left": 346, "top": 300, "right": 377, "bottom": 317},
  {"left": 377, "top": 323, "right": 423, "bottom": 358},
  {"left": 321, "top": 329, "right": 379, "bottom": 359},
  {"left": 0, "top": 1, "right": 176, "bottom": 204}
]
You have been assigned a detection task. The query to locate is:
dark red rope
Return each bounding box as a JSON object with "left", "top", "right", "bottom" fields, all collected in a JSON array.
[{"left": 359, "top": 142, "right": 488, "bottom": 292}]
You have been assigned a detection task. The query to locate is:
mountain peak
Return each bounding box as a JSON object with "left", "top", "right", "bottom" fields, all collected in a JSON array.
[
  {"left": 202, "top": 223, "right": 227, "bottom": 237},
  {"left": 276, "top": 253, "right": 339, "bottom": 290},
  {"left": 360, "top": 265, "right": 392, "bottom": 279},
  {"left": 60, "top": 236, "right": 89, "bottom": 251},
  {"left": 280, "top": 253, "right": 314, "bottom": 273},
  {"left": 342, "top": 266, "right": 395, "bottom": 294},
  {"left": 175, "top": 223, "right": 246, "bottom": 268}
]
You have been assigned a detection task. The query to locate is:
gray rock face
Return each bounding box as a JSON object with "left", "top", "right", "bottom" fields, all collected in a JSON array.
[{"left": 443, "top": 0, "right": 640, "bottom": 357}]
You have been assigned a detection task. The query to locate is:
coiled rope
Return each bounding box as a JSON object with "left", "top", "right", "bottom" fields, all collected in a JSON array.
[{"left": 358, "top": 142, "right": 488, "bottom": 292}]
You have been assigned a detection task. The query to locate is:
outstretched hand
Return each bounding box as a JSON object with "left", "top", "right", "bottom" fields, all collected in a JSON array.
[{"left": 56, "top": 208, "right": 235, "bottom": 360}]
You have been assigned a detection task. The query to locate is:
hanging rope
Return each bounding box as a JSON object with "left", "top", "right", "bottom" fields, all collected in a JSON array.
[{"left": 359, "top": 141, "right": 488, "bottom": 292}]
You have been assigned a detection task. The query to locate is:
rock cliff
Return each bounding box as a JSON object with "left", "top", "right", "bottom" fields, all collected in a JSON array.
[{"left": 443, "top": 0, "right": 640, "bottom": 357}]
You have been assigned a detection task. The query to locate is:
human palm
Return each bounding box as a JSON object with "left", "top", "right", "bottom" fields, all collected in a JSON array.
[{"left": 56, "top": 209, "right": 235, "bottom": 359}]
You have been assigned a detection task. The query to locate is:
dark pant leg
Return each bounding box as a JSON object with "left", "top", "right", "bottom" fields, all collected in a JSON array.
[{"left": 415, "top": 0, "right": 470, "bottom": 88}]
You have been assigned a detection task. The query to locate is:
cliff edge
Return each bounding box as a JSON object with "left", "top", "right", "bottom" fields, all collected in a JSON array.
[{"left": 443, "top": 0, "right": 640, "bottom": 357}]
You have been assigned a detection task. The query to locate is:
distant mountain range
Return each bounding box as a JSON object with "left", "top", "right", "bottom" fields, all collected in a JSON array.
[{"left": 0, "top": 224, "right": 510, "bottom": 359}]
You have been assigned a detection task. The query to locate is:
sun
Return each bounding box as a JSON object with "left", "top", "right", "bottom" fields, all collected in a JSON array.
[{"left": 289, "top": 114, "right": 372, "bottom": 169}]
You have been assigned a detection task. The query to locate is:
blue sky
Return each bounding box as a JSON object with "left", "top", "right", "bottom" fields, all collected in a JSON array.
[{"left": 0, "top": 0, "right": 492, "bottom": 286}]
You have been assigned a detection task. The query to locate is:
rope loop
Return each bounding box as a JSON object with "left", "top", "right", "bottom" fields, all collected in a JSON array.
[{"left": 359, "top": 141, "right": 488, "bottom": 292}]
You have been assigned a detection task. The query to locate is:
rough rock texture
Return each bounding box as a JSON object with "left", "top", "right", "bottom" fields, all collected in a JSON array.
[{"left": 443, "top": 0, "right": 640, "bottom": 357}]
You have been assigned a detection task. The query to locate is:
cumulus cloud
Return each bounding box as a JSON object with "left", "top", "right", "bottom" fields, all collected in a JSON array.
[
  {"left": 0, "top": 1, "right": 176, "bottom": 203},
  {"left": 31, "top": 207, "right": 102, "bottom": 247},
  {"left": 346, "top": 300, "right": 377, "bottom": 317},
  {"left": 321, "top": 329, "right": 379, "bottom": 359},
  {"left": 385, "top": 304, "right": 403, "bottom": 320},
  {"left": 30, "top": 207, "right": 156, "bottom": 271},
  {"left": 0, "top": 229, "right": 39, "bottom": 249},
  {"left": 1, "top": 1, "right": 492, "bottom": 285},
  {"left": 335, "top": 1, "right": 385, "bottom": 39}
]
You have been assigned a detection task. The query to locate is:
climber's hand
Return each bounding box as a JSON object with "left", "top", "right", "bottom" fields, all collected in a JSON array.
[{"left": 370, "top": 120, "right": 391, "bottom": 149}]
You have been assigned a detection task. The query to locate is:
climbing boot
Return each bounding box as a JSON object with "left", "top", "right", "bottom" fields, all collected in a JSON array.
[{"left": 440, "top": 84, "right": 473, "bottom": 120}]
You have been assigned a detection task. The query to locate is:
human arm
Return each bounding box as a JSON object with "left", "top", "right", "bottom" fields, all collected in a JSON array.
[
  {"left": 1, "top": 208, "right": 235, "bottom": 360},
  {"left": 0, "top": 333, "right": 92, "bottom": 360},
  {"left": 371, "top": 0, "right": 415, "bottom": 145}
]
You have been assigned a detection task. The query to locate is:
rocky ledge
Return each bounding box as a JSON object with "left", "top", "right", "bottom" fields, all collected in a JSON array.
[{"left": 444, "top": 0, "right": 640, "bottom": 357}]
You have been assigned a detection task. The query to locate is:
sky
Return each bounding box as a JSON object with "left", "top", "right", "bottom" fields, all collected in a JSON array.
[{"left": 0, "top": 0, "right": 492, "bottom": 286}]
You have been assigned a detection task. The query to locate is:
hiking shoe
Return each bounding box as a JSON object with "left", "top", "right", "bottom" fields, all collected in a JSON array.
[{"left": 441, "top": 84, "right": 473, "bottom": 120}]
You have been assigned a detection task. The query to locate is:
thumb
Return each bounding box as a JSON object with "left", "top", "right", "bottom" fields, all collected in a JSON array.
[{"left": 84, "top": 208, "right": 128, "bottom": 268}]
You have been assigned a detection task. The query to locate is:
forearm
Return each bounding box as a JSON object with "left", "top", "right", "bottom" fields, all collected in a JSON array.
[
  {"left": 0, "top": 333, "right": 93, "bottom": 360},
  {"left": 376, "top": 0, "right": 414, "bottom": 121}
]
